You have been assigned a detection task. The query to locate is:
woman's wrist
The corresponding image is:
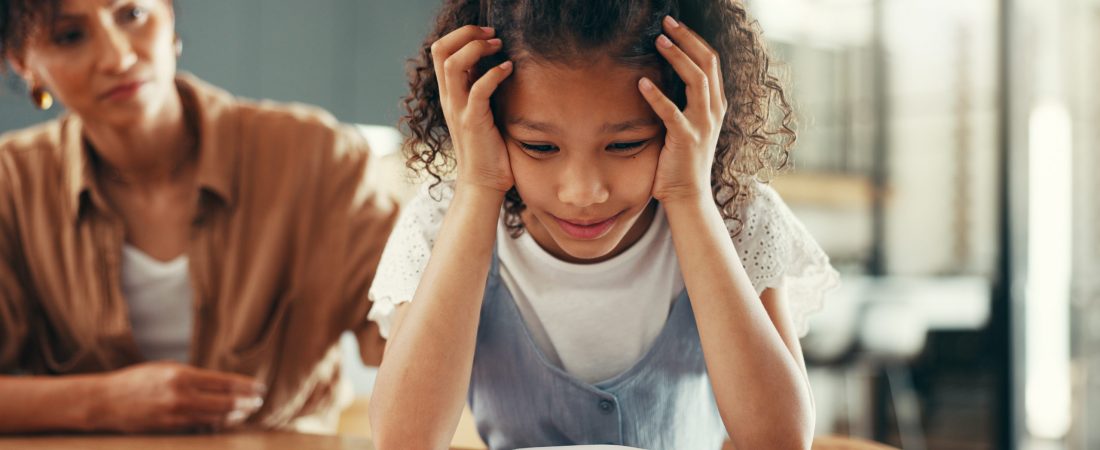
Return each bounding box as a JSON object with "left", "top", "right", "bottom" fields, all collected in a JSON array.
[{"left": 73, "top": 373, "right": 111, "bottom": 432}]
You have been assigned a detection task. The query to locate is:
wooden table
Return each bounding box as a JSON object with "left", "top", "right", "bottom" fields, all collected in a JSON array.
[
  {"left": 0, "top": 432, "right": 899, "bottom": 450},
  {"left": 0, "top": 432, "right": 380, "bottom": 450}
]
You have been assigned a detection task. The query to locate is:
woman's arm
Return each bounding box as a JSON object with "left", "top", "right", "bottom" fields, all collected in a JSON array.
[
  {"left": 368, "top": 24, "right": 515, "bottom": 450},
  {"left": 0, "top": 362, "right": 265, "bottom": 433}
]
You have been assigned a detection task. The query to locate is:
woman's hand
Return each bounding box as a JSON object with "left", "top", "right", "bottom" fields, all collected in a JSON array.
[
  {"left": 90, "top": 361, "right": 265, "bottom": 433},
  {"left": 432, "top": 25, "right": 516, "bottom": 194},
  {"left": 640, "top": 16, "right": 728, "bottom": 206}
]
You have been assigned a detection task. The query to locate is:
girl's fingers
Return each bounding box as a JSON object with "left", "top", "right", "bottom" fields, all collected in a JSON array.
[
  {"left": 655, "top": 33, "right": 710, "bottom": 119},
  {"left": 442, "top": 38, "right": 504, "bottom": 110},
  {"left": 638, "top": 77, "right": 690, "bottom": 133},
  {"left": 467, "top": 60, "right": 515, "bottom": 119},
  {"left": 662, "top": 16, "right": 726, "bottom": 113},
  {"left": 431, "top": 25, "right": 496, "bottom": 100}
]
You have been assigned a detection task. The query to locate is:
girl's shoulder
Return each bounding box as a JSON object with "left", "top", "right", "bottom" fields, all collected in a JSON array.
[
  {"left": 727, "top": 181, "right": 840, "bottom": 336},
  {"left": 368, "top": 180, "right": 457, "bottom": 337},
  {"left": 397, "top": 180, "right": 457, "bottom": 242}
]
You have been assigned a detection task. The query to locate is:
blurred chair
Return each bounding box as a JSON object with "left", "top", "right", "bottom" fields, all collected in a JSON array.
[{"left": 802, "top": 275, "right": 989, "bottom": 449}]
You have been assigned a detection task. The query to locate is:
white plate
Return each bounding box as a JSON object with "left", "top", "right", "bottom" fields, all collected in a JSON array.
[{"left": 517, "top": 446, "right": 644, "bottom": 450}]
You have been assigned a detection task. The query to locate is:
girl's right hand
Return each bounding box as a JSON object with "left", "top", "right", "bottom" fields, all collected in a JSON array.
[{"left": 431, "top": 25, "right": 516, "bottom": 194}]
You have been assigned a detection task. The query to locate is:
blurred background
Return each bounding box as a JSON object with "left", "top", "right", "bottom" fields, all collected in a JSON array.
[{"left": 0, "top": 0, "right": 1095, "bottom": 449}]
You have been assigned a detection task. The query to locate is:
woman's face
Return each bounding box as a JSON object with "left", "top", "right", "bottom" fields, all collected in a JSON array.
[
  {"left": 498, "top": 58, "right": 665, "bottom": 263},
  {"left": 12, "top": 0, "right": 177, "bottom": 127}
]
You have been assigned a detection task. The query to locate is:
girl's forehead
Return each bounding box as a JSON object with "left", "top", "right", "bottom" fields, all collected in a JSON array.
[{"left": 499, "top": 59, "right": 661, "bottom": 126}]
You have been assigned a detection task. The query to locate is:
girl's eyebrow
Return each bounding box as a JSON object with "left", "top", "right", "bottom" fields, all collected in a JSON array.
[
  {"left": 507, "top": 117, "right": 660, "bottom": 134},
  {"left": 508, "top": 118, "right": 558, "bottom": 133},
  {"left": 600, "top": 118, "right": 661, "bottom": 133}
]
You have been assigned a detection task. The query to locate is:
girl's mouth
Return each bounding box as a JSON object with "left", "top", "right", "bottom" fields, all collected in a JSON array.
[{"left": 552, "top": 212, "right": 622, "bottom": 240}]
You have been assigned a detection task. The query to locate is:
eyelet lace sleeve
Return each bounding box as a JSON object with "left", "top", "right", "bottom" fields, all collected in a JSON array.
[
  {"left": 367, "top": 182, "right": 454, "bottom": 338},
  {"left": 729, "top": 182, "right": 840, "bottom": 337}
]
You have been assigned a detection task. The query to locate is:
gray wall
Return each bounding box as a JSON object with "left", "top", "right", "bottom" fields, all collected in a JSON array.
[{"left": 0, "top": 0, "right": 442, "bottom": 132}]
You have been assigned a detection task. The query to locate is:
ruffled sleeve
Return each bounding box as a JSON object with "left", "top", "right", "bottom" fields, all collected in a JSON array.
[
  {"left": 366, "top": 181, "right": 454, "bottom": 338},
  {"left": 729, "top": 182, "right": 840, "bottom": 337}
]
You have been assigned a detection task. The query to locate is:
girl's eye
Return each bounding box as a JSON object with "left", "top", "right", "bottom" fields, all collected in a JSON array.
[
  {"left": 519, "top": 142, "right": 558, "bottom": 154},
  {"left": 607, "top": 140, "right": 649, "bottom": 152},
  {"left": 52, "top": 28, "right": 85, "bottom": 46}
]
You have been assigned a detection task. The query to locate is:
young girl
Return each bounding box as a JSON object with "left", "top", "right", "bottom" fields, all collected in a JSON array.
[{"left": 368, "top": 1, "right": 838, "bottom": 448}]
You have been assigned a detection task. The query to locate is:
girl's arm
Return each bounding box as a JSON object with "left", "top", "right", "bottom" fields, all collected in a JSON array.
[
  {"left": 640, "top": 16, "right": 814, "bottom": 450},
  {"left": 368, "top": 25, "right": 515, "bottom": 450},
  {"left": 369, "top": 186, "right": 503, "bottom": 449},
  {"left": 664, "top": 198, "right": 815, "bottom": 450}
]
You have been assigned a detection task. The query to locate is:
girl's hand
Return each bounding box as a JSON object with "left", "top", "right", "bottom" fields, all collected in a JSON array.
[
  {"left": 432, "top": 25, "right": 516, "bottom": 194},
  {"left": 640, "top": 16, "right": 728, "bottom": 206}
]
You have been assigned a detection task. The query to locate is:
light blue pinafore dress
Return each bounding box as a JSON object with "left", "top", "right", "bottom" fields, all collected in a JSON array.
[{"left": 467, "top": 249, "right": 728, "bottom": 449}]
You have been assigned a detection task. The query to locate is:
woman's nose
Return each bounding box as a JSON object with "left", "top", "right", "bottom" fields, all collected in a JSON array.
[{"left": 96, "top": 25, "right": 138, "bottom": 74}]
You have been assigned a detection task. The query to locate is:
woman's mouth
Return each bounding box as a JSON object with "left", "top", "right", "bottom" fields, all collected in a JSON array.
[
  {"left": 100, "top": 80, "right": 146, "bottom": 101},
  {"left": 552, "top": 212, "right": 622, "bottom": 240}
]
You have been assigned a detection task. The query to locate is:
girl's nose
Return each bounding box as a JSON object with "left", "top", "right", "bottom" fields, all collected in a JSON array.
[{"left": 557, "top": 161, "right": 610, "bottom": 208}]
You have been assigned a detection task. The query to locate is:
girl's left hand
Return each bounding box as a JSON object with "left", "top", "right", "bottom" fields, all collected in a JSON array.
[{"left": 640, "top": 16, "right": 727, "bottom": 206}]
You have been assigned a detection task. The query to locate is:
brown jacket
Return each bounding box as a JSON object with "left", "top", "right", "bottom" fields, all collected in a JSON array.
[{"left": 0, "top": 75, "right": 397, "bottom": 430}]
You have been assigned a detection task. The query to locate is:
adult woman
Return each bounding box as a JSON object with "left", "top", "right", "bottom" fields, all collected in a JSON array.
[{"left": 0, "top": 0, "right": 397, "bottom": 433}]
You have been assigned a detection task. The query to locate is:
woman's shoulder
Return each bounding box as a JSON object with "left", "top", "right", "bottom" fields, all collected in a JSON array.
[
  {"left": 0, "top": 117, "right": 73, "bottom": 185},
  {"left": 183, "top": 74, "right": 362, "bottom": 164},
  {"left": 0, "top": 119, "right": 65, "bottom": 158}
]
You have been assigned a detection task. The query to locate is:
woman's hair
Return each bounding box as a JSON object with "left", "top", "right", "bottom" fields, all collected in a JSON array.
[
  {"left": 403, "top": 0, "right": 795, "bottom": 237},
  {"left": 0, "top": 0, "right": 60, "bottom": 58}
]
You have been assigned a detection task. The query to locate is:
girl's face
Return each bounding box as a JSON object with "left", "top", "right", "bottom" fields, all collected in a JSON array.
[
  {"left": 498, "top": 58, "right": 665, "bottom": 263},
  {"left": 11, "top": 0, "right": 177, "bottom": 127}
]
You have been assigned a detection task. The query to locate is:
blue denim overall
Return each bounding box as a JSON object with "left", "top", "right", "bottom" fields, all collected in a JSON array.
[{"left": 466, "top": 250, "right": 728, "bottom": 449}]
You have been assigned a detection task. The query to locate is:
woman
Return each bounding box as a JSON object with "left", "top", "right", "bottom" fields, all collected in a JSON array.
[{"left": 0, "top": 0, "right": 398, "bottom": 433}]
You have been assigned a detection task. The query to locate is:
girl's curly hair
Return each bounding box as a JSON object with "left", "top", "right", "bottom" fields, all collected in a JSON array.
[{"left": 402, "top": 0, "right": 795, "bottom": 237}]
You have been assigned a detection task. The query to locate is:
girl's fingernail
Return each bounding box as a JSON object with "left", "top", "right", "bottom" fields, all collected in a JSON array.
[
  {"left": 488, "top": 38, "right": 502, "bottom": 46},
  {"left": 664, "top": 16, "right": 679, "bottom": 28},
  {"left": 639, "top": 77, "right": 655, "bottom": 91},
  {"left": 481, "top": 26, "right": 495, "bottom": 34},
  {"left": 499, "top": 61, "right": 513, "bottom": 70},
  {"left": 657, "top": 34, "right": 673, "bottom": 49}
]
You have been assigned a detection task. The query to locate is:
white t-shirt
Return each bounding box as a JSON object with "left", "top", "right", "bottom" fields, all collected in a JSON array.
[
  {"left": 368, "top": 181, "right": 838, "bottom": 383},
  {"left": 121, "top": 244, "right": 193, "bottom": 363},
  {"left": 497, "top": 203, "right": 684, "bottom": 383}
]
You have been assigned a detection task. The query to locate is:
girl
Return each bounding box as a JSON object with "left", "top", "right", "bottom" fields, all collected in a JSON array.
[{"left": 369, "top": 0, "right": 838, "bottom": 448}]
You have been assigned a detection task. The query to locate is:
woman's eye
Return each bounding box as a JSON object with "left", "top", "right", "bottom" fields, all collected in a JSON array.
[
  {"left": 52, "top": 28, "right": 85, "bottom": 46},
  {"left": 607, "top": 140, "right": 649, "bottom": 152},
  {"left": 520, "top": 142, "right": 558, "bottom": 154},
  {"left": 121, "top": 5, "right": 149, "bottom": 23}
]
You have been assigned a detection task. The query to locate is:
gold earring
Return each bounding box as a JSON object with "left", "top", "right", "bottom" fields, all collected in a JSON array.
[{"left": 30, "top": 84, "right": 53, "bottom": 110}]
